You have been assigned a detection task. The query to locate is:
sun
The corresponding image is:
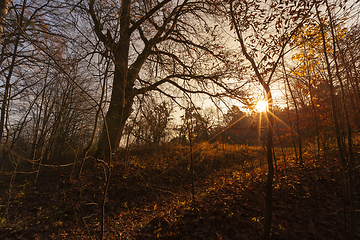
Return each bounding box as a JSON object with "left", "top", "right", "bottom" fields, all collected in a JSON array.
[{"left": 255, "top": 100, "right": 268, "bottom": 112}]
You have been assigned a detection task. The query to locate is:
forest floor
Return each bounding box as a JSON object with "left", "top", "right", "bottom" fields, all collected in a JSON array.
[{"left": 0, "top": 143, "right": 360, "bottom": 239}]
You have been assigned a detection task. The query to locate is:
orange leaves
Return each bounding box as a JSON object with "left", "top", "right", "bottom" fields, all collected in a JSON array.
[{"left": 296, "top": 81, "right": 303, "bottom": 90}]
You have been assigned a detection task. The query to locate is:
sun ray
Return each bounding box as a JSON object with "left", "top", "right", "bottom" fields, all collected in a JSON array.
[
  {"left": 258, "top": 110, "right": 263, "bottom": 147},
  {"left": 266, "top": 110, "right": 300, "bottom": 137},
  {"left": 207, "top": 114, "right": 248, "bottom": 143}
]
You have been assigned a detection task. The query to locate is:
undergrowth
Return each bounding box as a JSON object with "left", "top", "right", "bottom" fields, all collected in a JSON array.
[{"left": 0, "top": 142, "right": 359, "bottom": 239}]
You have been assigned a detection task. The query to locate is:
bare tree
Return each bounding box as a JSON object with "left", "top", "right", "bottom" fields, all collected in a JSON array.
[
  {"left": 316, "top": 2, "right": 358, "bottom": 238},
  {"left": 0, "top": 0, "right": 96, "bottom": 170},
  {"left": 221, "top": 0, "right": 314, "bottom": 238},
  {"left": 80, "top": 0, "right": 237, "bottom": 160}
]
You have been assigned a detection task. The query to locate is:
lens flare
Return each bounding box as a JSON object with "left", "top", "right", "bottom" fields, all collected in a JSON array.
[{"left": 255, "top": 100, "right": 268, "bottom": 112}]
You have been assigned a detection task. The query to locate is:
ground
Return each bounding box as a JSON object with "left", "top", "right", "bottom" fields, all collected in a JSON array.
[{"left": 0, "top": 143, "right": 359, "bottom": 239}]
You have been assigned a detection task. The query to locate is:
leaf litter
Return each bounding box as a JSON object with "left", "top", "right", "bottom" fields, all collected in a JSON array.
[{"left": 0, "top": 144, "right": 359, "bottom": 239}]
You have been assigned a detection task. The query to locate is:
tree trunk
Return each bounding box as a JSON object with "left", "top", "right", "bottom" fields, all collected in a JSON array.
[
  {"left": 0, "top": 0, "right": 24, "bottom": 168},
  {"left": 0, "top": 0, "right": 11, "bottom": 46},
  {"left": 94, "top": 68, "right": 134, "bottom": 158},
  {"left": 263, "top": 87, "right": 274, "bottom": 240},
  {"left": 93, "top": 0, "right": 132, "bottom": 159},
  {"left": 282, "top": 59, "right": 302, "bottom": 165},
  {"left": 95, "top": 98, "right": 132, "bottom": 159},
  {"left": 326, "top": 5, "right": 355, "bottom": 238},
  {"left": 283, "top": 72, "right": 298, "bottom": 162},
  {"left": 317, "top": 5, "right": 353, "bottom": 238}
]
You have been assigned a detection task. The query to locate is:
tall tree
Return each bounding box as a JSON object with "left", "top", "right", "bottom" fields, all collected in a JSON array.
[
  {"left": 320, "top": 1, "right": 356, "bottom": 238},
  {"left": 222, "top": 0, "right": 314, "bottom": 238},
  {"left": 84, "top": 0, "right": 235, "bottom": 159}
]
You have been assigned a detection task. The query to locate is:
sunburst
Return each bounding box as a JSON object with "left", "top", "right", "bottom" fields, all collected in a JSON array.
[{"left": 255, "top": 100, "right": 268, "bottom": 112}]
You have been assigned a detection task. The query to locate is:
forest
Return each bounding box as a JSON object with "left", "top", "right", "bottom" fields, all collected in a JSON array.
[{"left": 0, "top": 0, "right": 360, "bottom": 239}]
